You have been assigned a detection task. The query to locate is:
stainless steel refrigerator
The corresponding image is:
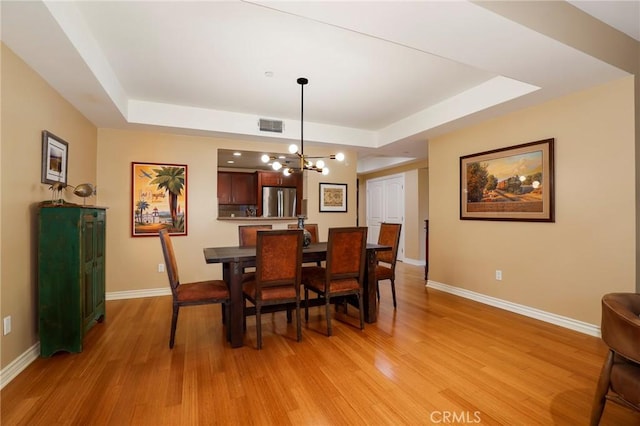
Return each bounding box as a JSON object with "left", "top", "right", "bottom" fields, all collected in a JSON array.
[{"left": 262, "top": 186, "right": 297, "bottom": 217}]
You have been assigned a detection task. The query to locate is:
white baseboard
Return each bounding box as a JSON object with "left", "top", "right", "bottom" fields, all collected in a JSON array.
[
  {"left": 401, "top": 258, "right": 425, "bottom": 267},
  {"left": 426, "top": 280, "right": 601, "bottom": 337},
  {"left": 0, "top": 342, "right": 40, "bottom": 390},
  {"left": 1, "top": 288, "right": 170, "bottom": 389},
  {"left": 106, "top": 288, "right": 171, "bottom": 300}
]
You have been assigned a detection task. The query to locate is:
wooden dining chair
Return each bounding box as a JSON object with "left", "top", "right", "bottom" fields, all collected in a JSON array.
[
  {"left": 238, "top": 224, "right": 273, "bottom": 281},
  {"left": 238, "top": 224, "right": 273, "bottom": 247},
  {"left": 159, "top": 229, "right": 230, "bottom": 349},
  {"left": 242, "top": 229, "right": 304, "bottom": 349},
  {"left": 302, "top": 227, "right": 368, "bottom": 336},
  {"left": 376, "top": 222, "right": 402, "bottom": 308}
]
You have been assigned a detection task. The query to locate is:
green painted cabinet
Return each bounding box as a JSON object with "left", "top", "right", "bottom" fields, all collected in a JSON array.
[{"left": 38, "top": 205, "right": 106, "bottom": 356}]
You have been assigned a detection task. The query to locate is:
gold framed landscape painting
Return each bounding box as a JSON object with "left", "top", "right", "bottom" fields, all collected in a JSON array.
[
  {"left": 131, "top": 162, "right": 187, "bottom": 236},
  {"left": 460, "top": 138, "right": 554, "bottom": 222}
]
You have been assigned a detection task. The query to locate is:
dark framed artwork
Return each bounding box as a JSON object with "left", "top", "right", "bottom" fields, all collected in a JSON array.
[
  {"left": 319, "top": 182, "right": 347, "bottom": 212},
  {"left": 460, "top": 138, "right": 554, "bottom": 222},
  {"left": 132, "top": 162, "right": 187, "bottom": 236},
  {"left": 41, "top": 131, "right": 69, "bottom": 185}
]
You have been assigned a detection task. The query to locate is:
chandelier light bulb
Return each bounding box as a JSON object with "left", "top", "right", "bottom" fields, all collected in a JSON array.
[
  {"left": 283, "top": 168, "right": 291, "bottom": 176},
  {"left": 335, "top": 152, "right": 345, "bottom": 162},
  {"left": 289, "top": 144, "right": 299, "bottom": 154},
  {"left": 261, "top": 154, "right": 270, "bottom": 163},
  {"left": 272, "top": 161, "right": 282, "bottom": 171},
  {"left": 322, "top": 167, "right": 329, "bottom": 175},
  {"left": 315, "top": 159, "right": 325, "bottom": 169}
]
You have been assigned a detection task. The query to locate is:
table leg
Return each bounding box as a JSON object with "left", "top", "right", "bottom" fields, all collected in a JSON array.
[
  {"left": 363, "top": 249, "right": 377, "bottom": 323},
  {"left": 224, "top": 261, "right": 244, "bottom": 348}
]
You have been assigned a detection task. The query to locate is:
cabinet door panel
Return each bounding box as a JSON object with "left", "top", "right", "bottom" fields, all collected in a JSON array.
[
  {"left": 82, "top": 215, "right": 96, "bottom": 331},
  {"left": 259, "top": 172, "right": 281, "bottom": 187},
  {"left": 95, "top": 215, "right": 106, "bottom": 313},
  {"left": 218, "top": 172, "right": 256, "bottom": 205},
  {"left": 232, "top": 173, "right": 256, "bottom": 204},
  {"left": 218, "top": 172, "right": 232, "bottom": 203}
]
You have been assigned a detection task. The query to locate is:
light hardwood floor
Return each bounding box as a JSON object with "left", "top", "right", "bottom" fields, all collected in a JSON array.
[{"left": 2, "top": 263, "right": 638, "bottom": 425}]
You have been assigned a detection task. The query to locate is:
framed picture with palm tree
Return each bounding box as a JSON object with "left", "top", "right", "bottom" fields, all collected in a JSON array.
[{"left": 131, "top": 162, "right": 187, "bottom": 236}]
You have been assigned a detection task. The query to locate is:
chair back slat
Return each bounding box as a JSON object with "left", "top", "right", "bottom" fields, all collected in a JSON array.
[{"left": 159, "top": 229, "right": 180, "bottom": 293}]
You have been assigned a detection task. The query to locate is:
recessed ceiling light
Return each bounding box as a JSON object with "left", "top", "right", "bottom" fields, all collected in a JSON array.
[
  {"left": 233, "top": 152, "right": 241, "bottom": 156},
  {"left": 227, "top": 160, "right": 234, "bottom": 164}
]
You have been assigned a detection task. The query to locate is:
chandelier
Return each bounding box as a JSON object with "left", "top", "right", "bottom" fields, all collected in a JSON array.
[{"left": 261, "top": 77, "right": 344, "bottom": 176}]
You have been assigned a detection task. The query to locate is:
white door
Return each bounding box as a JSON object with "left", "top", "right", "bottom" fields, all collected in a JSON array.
[{"left": 366, "top": 174, "right": 405, "bottom": 261}]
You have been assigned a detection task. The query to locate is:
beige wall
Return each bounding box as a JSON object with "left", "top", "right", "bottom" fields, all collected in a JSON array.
[
  {"left": 429, "top": 76, "right": 636, "bottom": 325},
  {"left": 479, "top": 0, "right": 640, "bottom": 295},
  {"left": 1, "top": 44, "right": 98, "bottom": 369},
  {"left": 97, "top": 129, "right": 357, "bottom": 293}
]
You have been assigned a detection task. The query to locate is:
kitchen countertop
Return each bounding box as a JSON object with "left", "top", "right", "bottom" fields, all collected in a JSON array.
[{"left": 217, "top": 216, "right": 301, "bottom": 221}]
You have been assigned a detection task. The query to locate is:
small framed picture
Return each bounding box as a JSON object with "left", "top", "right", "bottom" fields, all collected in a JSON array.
[
  {"left": 41, "top": 131, "right": 69, "bottom": 185},
  {"left": 319, "top": 182, "right": 347, "bottom": 213}
]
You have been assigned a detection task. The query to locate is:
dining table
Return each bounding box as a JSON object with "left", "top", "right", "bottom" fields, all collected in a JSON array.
[{"left": 203, "top": 241, "right": 390, "bottom": 348}]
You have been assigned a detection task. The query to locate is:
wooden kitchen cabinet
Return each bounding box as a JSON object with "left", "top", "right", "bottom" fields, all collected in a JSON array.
[
  {"left": 38, "top": 205, "right": 106, "bottom": 356},
  {"left": 217, "top": 172, "right": 257, "bottom": 205},
  {"left": 257, "top": 171, "right": 299, "bottom": 188}
]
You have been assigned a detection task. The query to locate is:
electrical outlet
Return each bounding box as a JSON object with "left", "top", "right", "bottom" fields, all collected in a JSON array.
[
  {"left": 3, "top": 316, "right": 11, "bottom": 335},
  {"left": 495, "top": 270, "right": 502, "bottom": 281},
  {"left": 158, "top": 263, "right": 165, "bottom": 273}
]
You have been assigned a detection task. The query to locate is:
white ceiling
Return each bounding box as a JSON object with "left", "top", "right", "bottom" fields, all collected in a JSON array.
[{"left": 1, "top": 1, "right": 638, "bottom": 173}]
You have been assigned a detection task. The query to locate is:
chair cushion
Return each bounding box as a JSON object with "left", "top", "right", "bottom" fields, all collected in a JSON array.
[
  {"left": 304, "top": 273, "right": 359, "bottom": 294},
  {"left": 176, "top": 280, "right": 229, "bottom": 302},
  {"left": 328, "top": 279, "right": 360, "bottom": 293},
  {"left": 243, "top": 280, "right": 297, "bottom": 301},
  {"left": 376, "top": 264, "right": 393, "bottom": 281},
  {"left": 302, "top": 265, "right": 361, "bottom": 294}
]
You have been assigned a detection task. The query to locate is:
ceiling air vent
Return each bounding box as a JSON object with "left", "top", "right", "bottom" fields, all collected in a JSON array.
[{"left": 259, "top": 118, "right": 284, "bottom": 133}]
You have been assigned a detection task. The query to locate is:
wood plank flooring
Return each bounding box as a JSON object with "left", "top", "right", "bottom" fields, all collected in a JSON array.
[{"left": 2, "top": 263, "right": 639, "bottom": 425}]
